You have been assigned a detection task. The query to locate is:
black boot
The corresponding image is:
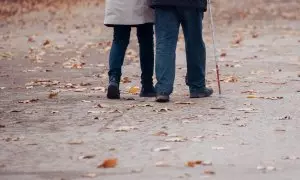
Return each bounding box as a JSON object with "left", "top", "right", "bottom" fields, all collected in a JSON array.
[
  {"left": 140, "top": 85, "right": 156, "bottom": 97},
  {"left": 107, "top": 76, "right": 120, "bottom": 99}
]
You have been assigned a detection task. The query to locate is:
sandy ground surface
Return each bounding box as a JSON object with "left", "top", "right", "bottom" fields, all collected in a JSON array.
[{"left": 0, "top": 1, "right": 300, "bottom": 180}]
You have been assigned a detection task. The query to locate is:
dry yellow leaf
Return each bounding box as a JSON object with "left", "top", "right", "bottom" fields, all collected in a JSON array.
[
  {"left": 128, "top": 86, "right": 140, "bottom": 95},
  {"left": 247, "top": 95, "right": 257, "bottom": 99}
]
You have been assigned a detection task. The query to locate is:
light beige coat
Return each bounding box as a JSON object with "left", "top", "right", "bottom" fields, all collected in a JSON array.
[{"left": 104, "top": 0, "right": 154, "bottom": 26}]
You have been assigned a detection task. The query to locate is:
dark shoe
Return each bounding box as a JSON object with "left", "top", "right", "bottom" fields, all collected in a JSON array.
[
  {"left": 190, "top": 87, "right": 214, "bottom": 98},
  {"left": 140, "top": 86, "right": 156, "bottom": 97},
  {"left": 107, "top": 77, "right": 120, "bottom": 99},
  {"left": 156, "top": 94, "right": 170, "bottom": 103}
]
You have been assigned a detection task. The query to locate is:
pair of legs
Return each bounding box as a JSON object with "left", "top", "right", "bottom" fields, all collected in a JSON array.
[
  {"left": 107, "top": 23, "right": 155, "bottom": 99},
  {"left": 154, "top": 7, "right": 213, "bottom": 102}
]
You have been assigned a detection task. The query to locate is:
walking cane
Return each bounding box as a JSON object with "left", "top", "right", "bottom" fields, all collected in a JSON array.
[{"left": 208, "top": 0, "right": 221, "bottom": 95}]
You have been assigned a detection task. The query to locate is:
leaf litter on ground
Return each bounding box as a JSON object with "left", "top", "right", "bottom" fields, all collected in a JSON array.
[
  {"left": 115, "top": 126, "right": 138, "bottom": 132},
  {"left": 97, "top": 158, "right": 117, "bottom": 168}
]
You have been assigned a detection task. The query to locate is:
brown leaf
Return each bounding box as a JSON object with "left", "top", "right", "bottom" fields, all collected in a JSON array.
[
  {"left": 80, "top": 82, "right": 92, "bottom": 86},
  {"left": 98, "top": 158, "right": 117, "bottom": 168},
  {"left": 79, "top": 155, "right": 96, "bottom": 160},
  {"left": 186, "top": 161, "right": 196, "bottom": 167},
  {"left": 121, "top": 77, "right": 131, "bottom": 83},
  {"left": 204, "top": 170, "right": 216, "bottom": 175},
  {"left": 220, "top": 52, "right": 227, "bottom": 57},
  {"left": 223, "top": 76, "right": 238, "bottom": 83},
  {"left": 175, "top": 101, "right": 195, "bottom": 105},
  {"left": 71, "top": 63, "right": 85, "bottom": 69},
  {"left": 115, "top": 126, "right": 138, "bottom": 132},
  {"left": 43, "top": 39, "right": 51, "bottom": 46},
  {"left": 260, "top": 96, "right": 283, "bottom": 100},
  {"left": 153, "top": 131, "right": 168, "bottom": 136},
  {"left": 48, "top": 91, "right": 58, "bottom": 99},
  {"left": 18, "top": 99, "right": 39, "bottom": 104},
  {"left": 0, "top": 124, "right": 5, "bottom": 128}
]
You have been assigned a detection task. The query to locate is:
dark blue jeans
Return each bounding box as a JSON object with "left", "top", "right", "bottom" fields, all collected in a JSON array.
[
  {"left": 109, "top": 23, "right": 154, "bottom": 86},
  {"left": 154, "top": 7, "right": 206, "bottom": 95}
]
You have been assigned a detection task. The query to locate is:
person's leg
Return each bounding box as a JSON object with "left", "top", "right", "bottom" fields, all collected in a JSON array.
[
  {"left": 180, "top": 9, "right": 213, "bottom": 98},
  {"left": 107, "top": 25, "right": 131, "bottom": 99},
  {"left": 154, "top": 7, "right": 180, "bottom": 102},
  {"left": 136, "top": 23, "right": 156, "bottom": 97}
]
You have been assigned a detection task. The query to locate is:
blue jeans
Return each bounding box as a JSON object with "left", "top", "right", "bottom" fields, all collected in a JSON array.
[
  {"left": 109, "top": 23, "right": 154, "bottom": 86},
  {"left": 154, "top": 7, "right": 206, "bottom": 95}
]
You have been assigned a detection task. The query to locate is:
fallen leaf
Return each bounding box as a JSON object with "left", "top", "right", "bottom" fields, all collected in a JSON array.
[
  {"left": 71, "top": 63, "right": 85, "bottom": 69},
  {"left": 232, "top": 33, "right": 243, "bottom": 45},
  {"left": 247, "top": 95, "right": 257, "bottom": 99},
  {"left": 155, "top": 161, "right": 170, "bottom": 167},
  {"left": 121, "top": 77, "right": 131, "bottom": 83},
  {"left": 87, "top": 110, "right": 102, "bottom": 114},
  {"left": 175, "top": 101, "right": 195, "bottom": 105},
  {"left": 153, "top": 131, "right": 168, "bottom": 136},
  {"left": 115, "top": 126, "right": 138, "bottom": 132},
  {"left": 278, "top": 116, "right": 292, "bottom": 120},
  {"left": 257, "top": 165, "right": 266, "bottom": 170},
  {"left": 74, "top": 88, "right": 87, "bottom": 92},
  {"left": 157, "top": 108, "right": 172, "bottom": 112},
  {"left": 220, "top": 52, "right": 227, "bottom": 57},
  {"left": 252, "top": 32, "right": 259, "bottom": 38},
  {"left": 153, "top": 146, "right": 171, "bottom": 152},
  {"left": 204, "top": 170, "right": 216, "bottom": 175},
  {"left": 212, "top": 146, "right": 225, "bottom": 150},
  {"left": 237, "top": 108, "right": 258, "bottom": 113},
  {"left": 80, "top": 82, "right": 92, "bottom": 86},
  {"left": 186, "top": 161, "right": 196, "bottom": 167},
  {"left": 108, "top": 109, "right": 122, "bottom": 113},
  {"left": 275, "top": 128, "right": 286, "bottom": 132},
  {"left": 260, "top": 96, "right": 283, "bottom": 100},
  {"left": 165, "top": 137, "right": 187, "bottom": 142},
  {"left": 223, "top": 76, "right": 238, "bottom": 83},
  {"left": 18, "top": 99, "right": 39, "bottom": 104},
  {"left": 68, "top": 140, "right": 84, "bottom": 145},
  {"left": 98, "top": 158, "right": 117, "bottom": 168},
  {"left": 128, "top": 86, "right": 140, "bottom": 95},
  {"left": 0, "top": 87, "right": 5, "bottom": 90},
  {"left": 282, "top": 156, "right": 300, "bottom": 160},
  {"left": 48, "top": 91, "right": 58, "bottom": 99},
  {"left": 79, "top": 155, "right": 96, "bottom": 160},
  {"left": 241, "top": 90, "right": 257, "bottom": 94},
  {"left": 202, "top": 161, "right": 213, "bottom": 166},
  {"left": 43, "top": 39, "right": 51, "bottom": 46},
  {"left": 0, "top": 125, "right": 5, "bottom": 128},
  {"left": 140, "top": 104, "right": 154, "bottom": 107},
  {"left": 210, "top": 107, "right": 225, "bottom": 110},
  {"left": 91, "top": 86, "right": 105, "bottom": 92},
  {"left": 81, "top": 173, "right": 97, "bottom": 178},
  {"left": 191, "top": 136, "right": 205, "bottom": 142}
]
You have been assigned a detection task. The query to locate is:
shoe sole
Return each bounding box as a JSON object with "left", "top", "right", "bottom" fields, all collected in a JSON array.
[
  {"left": 140, "top": 93, "right": 156, "bottom": 98},
  {"left": 107, "top": 85, "right": 120, "bottom": 99},
  {"left": 190, "top": 93, "right": 213, "bottom": 98},
  {"left": 156, "top": 97, "right": 170, "bottom": 103}
]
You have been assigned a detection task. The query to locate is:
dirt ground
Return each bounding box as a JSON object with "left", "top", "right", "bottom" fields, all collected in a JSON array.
[{"left": 0, "top": 1, "right": 300, "bottom": 180}]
